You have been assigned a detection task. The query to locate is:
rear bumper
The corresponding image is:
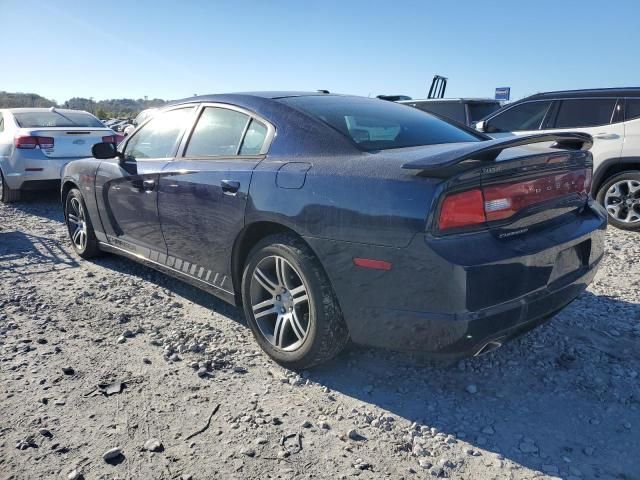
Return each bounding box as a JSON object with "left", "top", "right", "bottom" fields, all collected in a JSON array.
[
  {"left": 1, "top": 151, "right": 79, "bottom": 190},
  {"left": 304, "top": 202, "right": 607, "bottom": 356}
]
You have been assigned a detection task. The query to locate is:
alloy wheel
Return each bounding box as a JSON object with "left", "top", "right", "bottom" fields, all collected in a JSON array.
[
  {"left": 67, "top": 196, "right": 88, "bottom": 251},
  {"left": 249, "top": 255, "right": 310, "bottom": 352},
  {"left": 604, "top": 179, "right": 640, "bottom": 224}
]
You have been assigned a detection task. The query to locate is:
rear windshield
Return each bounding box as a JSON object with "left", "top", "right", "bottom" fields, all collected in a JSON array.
[
  {"left": 410, "top": 101, "right": 466, "bottom": 124},
  {"left": 279, "top": 96, "right": 480, "bottom": 151},
  {"left": 467, "top": 102, "right": 501, "bottom": 122},
  {"left": 13, "top": 111, "right": 104, "bottom": 128}
]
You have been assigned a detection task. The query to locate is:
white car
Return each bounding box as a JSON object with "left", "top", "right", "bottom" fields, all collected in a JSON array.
[
  {"left": 476, "top": 88, "right": 640, "bottom": 230},
  {"left": 0, "top": 108, "right": 117, "bottom": 202}
]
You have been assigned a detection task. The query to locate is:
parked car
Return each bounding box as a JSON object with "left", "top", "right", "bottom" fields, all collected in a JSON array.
[
  {"left": 60, "top": 93, "right": 606, "bottom": 368},
  {"left": 122, "top": 108, "right": 158, "bottom": 137},
  {"left": 400, "top": 98, "right": 501, "bottom": 126},
  {"left": 476, "top": 88, "right": 640, "bottom": 230},
  {"left": 0, "top": 108, "right": 118, "bottom": 202}
]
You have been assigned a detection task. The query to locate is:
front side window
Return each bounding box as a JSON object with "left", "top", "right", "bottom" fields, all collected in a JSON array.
[
  {"left": 186, "top": 107, "right": 250, "bottom": 157},
  {"left": 280, "top": 96, "right": 480, "bottom": 151},
  {"left": 552, "top": 99, "right": 616, "bottom": 128},
  {"left": 125, "top": 107, "right": 194, "bottom": 159},
  {"left": 486, "top": 101, "right": 552, "bottom": 133}
]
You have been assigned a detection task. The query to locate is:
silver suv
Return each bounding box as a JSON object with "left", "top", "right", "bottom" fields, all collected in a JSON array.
[{"left": 476, "top": 88, "right": 640, "bottom": 230}]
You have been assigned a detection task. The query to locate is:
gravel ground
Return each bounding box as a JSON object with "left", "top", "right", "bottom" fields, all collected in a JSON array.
[{"left": 1, "top": 191, "right": 639, "bottom": 480}]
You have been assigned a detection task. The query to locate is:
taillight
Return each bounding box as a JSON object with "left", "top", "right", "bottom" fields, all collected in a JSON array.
[
  {"left": 438, "top": 168, "right": 591, "bottom": 232},
  {"left": 14, "top": 135, "right": 54, "bottom": 149},
  {"left": 438, "top": 189, "right": 486, "bottom": 230}
]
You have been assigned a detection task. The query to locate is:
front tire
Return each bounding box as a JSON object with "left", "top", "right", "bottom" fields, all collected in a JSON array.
[
  {"left": 596, "top": 171, "right": 640, "bottom": 231},
  {"left": 0, "top": 169, "right": 21, "bottom": 203},
  {"left": 64, "top": 188, "right": 101, "bottom": 258},
  {"left": 241, "top": 234, "right": 349, "bottom": 369}
]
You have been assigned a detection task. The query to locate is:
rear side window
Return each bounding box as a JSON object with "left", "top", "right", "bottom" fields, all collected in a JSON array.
[
  {"left": 411, "top": 102, "right": 466, "bottom": 124},
  {"left": 280, "top": 96, "right": 480, "bottom": 151},
  {"left": 125, "top": 107, "right": 195, "bottom": 159},
  {"left": 0, "top": 113, "right": 4, "bottom": 132},
  {"left": 239, "top": 119, "right": 268, "bottom": 155},
  {"left": 552, "top": 99, "right": 616, "bottom": 128},
  {"left": 486, "top": 101, "right": 552, "bottom": 133},
  {"left": 13, "top": 110, "right": 104, "bottom": 128},
  {"left": 186, "top": 107, "right": 250, "bottom": 157},
  {"left": 467, "top": 102, "right": 501, "bottom": 123},
  {"left": 625, "top": 99, "right": 640, "bottom": 121}
]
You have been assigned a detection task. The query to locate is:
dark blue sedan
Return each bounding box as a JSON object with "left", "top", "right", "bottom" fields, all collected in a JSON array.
[{"left": 60, "top": 92, "right": 606, "bottom": 368}]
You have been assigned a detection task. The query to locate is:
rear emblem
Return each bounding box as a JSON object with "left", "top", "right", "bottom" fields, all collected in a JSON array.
[{"left": 73, "top": 139, "right": 86, "bottom": 145}]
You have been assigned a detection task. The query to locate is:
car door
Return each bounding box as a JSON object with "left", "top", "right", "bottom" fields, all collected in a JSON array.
[
  {"left": 483, "top": 100, "right": 553, "bottom": 139},
  {"left": 95, "top": 106, "right": 196, "bottom": 258},
  {"left": 622, "top": 98, "right": 640, "bottom": 159},
  {"left": 157, "top": 104, "right": 273, "bottom": 295},
  {"left": 539, "top": 98, "right": 624, "bottom": 172}
]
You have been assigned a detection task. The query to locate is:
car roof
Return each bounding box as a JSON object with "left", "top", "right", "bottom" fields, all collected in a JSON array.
[
  {"left": 523, "top": 87, "right": 640, "bottom": 100},
  {"left": 172, "top": 91, "right": 336, "bottom": 104},
  {"left": 2, "top": 107, "right": 93, "bottom": 114}
]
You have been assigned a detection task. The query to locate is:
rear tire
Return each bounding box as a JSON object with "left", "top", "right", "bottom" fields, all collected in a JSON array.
[
  {"left": 64, "top": 188, "right": 101, "bottom": 258},
  {"left": 0, "top": 169, "right": 21, "bottom": 203},
  {"left": 596, "top": 170, "right": 640, "bottom": 231},
  {"left": 241, "top": 234, "right": 349, "bottom": 369}
]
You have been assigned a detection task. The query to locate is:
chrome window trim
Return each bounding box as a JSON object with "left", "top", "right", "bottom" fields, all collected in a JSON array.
[
  {"left": 179, "top": 102, "right": 276, "bottom": 160},
  {"left": 119, "top": 105, "right": 198, "bottom": 160}
]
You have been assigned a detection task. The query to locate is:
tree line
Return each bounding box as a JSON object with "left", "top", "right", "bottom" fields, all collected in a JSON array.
[{"left": 0, "top": 91, "right": 167, "bottom": 119}]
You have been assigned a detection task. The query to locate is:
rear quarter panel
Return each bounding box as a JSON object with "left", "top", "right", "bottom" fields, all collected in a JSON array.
[
  {"left": 61, "top": 159, "right": 103, "bottom": 234},
  {"left": 246, "top": 154, "right": 440, "bottom": 248}
]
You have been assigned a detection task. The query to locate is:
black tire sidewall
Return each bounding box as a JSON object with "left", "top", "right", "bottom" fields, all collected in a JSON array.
[
  {"left": 65, "top": 189, "right": 100, "bottom": 257},
  {"left": 241, "top": 235, "right": 342, "bottom": 369},
  {"left": 596, "top": 170, "right": 640, "bottom": 231}
]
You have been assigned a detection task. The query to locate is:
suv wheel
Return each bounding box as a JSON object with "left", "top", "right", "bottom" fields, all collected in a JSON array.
[
  {"left": 0, "top": 169, "right": 21, "bottom": 203},
  {"left": 241, "top": 234, "right": 349, "bottom": 369},
  {"left": 64, "top": 188, "right": 101, "bottom": 258},
  {"left": 596, "top": 171, "right": 640, "bottom": 231}
]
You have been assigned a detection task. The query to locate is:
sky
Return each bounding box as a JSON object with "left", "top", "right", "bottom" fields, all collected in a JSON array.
[{"left": 2, "top": 0, "right": 639, "bottom": 103}]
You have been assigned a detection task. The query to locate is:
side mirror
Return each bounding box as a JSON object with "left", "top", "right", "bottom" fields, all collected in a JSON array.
[
  {"left": 475, "top": 120, "right": 487, "bottom": 132},
  {"left": 92, "top": 142, "right": 117, "bottom": 159}
]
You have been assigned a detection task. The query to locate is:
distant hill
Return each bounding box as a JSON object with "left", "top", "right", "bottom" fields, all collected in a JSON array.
[
  {"left": 63, "top": 97, "right": 168, "bottom": 119},
  {"left": 0, "top": 91, "right": 57, "bottom": 108},
  {"left": 0, "top": 91, "right": 168, "bottom": 119}
]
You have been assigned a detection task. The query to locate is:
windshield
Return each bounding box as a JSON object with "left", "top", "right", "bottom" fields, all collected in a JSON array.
[
  {"left": 13, "top": 111, "right": 104, "bottom": 128},
  {"left": 280, "top": 96, "right": 481, "bottom": 151}
]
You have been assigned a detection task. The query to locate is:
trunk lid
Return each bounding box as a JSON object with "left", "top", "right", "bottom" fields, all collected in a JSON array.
[
  {"left": 23, "top": 127, "right": 114, "bottom": 158},
  {"left": 399, "top": 134, "right": 594, "bottom": 235}
]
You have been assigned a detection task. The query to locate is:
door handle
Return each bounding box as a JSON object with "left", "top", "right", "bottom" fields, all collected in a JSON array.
[
  {"left": 594, "top": 133, "right": 618, "bottom": 140},
  {"left": 221, "top": 180, "right": 240, "bottom": 195}
]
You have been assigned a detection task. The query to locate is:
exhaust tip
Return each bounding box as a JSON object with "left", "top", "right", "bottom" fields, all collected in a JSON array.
[{"left": 474, "top": 340, "right": 503, "bottom": 357}]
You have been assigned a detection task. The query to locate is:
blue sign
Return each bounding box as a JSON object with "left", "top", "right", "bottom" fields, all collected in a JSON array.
[{"left": 495, "top": 87, "right": 510, "bottom": 101}]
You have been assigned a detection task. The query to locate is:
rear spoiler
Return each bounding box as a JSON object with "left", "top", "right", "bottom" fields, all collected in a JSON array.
[{"left": 401, "top": 133, "right": 593, "bottom": 172}]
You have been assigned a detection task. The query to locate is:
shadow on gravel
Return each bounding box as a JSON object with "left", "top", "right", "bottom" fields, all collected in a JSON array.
[
  {"left": 306, "top": 291, "right": 640, "bottom": 478},
  {"left": 8, "top": 189, "right": 64, "bottom": 222},
  {"left": 0, "top": 230, "right": 78, "bottom": 275},
  {"left": 91, "top": 254, "right": 242, "bottom": 322}
]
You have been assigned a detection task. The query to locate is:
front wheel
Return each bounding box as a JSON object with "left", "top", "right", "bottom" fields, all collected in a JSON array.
[
  {"left": 241, "top": 234, "right": 349, "bottom": 369},
  {"left": 64, "top": 188, "right": 101, "bottom": 258},
  {"left": 596, "top": 171, "right": 640, "bottom": 231}
]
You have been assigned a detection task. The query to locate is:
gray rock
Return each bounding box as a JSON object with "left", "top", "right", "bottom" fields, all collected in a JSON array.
[
  {"left": 116, "top": 335, "right": 126, "bottom": 344},
  {"left": 67, "top": 469, "right": 83, "bottom": 480},
  {"left": 102, "top": 447, "right": 122, "bottom": 462},
  {"left": 255, "top": 437, "right": 268, "bottom": 445},
  {"left": 143, "top": 438, "right": 163, "bottom": 452},
  {"left": 240, "top": 447, "right": 255, "bottom": 457}
]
